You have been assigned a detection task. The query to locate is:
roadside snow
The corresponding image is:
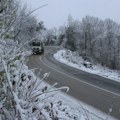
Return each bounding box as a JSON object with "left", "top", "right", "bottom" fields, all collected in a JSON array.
[
  {"left": 40, "top": 81, "right": 117, "bottom": 120},
  {"left": 56, "top": 92, "right": 117, "bottom": 120},
  {"left": 54, "top": 49, "right": 120, "bottom": 83}
]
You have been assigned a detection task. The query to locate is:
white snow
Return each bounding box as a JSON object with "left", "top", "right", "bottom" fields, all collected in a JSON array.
[
  {"left": 56, "top": 92, "right": 117, "bottom": 120},
  {"left": 41, "top": 81, "right": 117, "bottom": 120},
  {"left": 54, "top": 49, "right": 120, "bottom": 83}
]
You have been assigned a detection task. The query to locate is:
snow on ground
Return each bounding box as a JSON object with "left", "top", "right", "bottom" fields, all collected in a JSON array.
[
  {"left": 40, "top": 79, "right": 117, "bottom": 120},
  {"left": 56, "top": 92, "right": 117, "bottom": 120},
  {"left": 40, "top": 81, "right": 117, "bottom": 120},
  {"left": 54, "top": 49, "right": 120, "bottom": 83}
]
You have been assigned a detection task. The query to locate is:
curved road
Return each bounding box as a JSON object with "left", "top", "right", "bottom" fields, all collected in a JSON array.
[{"left": 27, "top": 47, "right": 120, "bottom": 119}]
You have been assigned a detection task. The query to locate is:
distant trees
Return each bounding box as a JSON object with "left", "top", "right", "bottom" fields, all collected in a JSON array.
[
  {"left": 57, "top": 25, "right": 66, "bottom": 46},
  {"left": 14, "top": 5, "right": 46, "bottom": 44},
  {"left": 65, "top": 15, "right": 80, "bottom": 51},
  {"left": 0, "top": 0, "right": 45, "bottom": 44},
  {"left": 56, "top": 16, "right": 120, "bottom": 69},
  {"left": 44, "top": 28, "right": 58, "bottom": 45},
  {"left": 14, "top": 12, "right": 38, "bottom": 43}
]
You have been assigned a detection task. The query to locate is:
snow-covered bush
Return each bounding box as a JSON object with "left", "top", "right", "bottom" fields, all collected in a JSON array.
[
  {"left": 55, "top": 49, "right": 86, "bottom": 67},
  {"left": 0, "top": 43, "right": 72, "bottom": 120},
  {"left": 54, "top": 49, "right": 120, "bottom": 82}
]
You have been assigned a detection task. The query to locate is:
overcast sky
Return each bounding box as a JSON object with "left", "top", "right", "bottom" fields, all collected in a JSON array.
[{"left": 22, "top": 0, "right": 120, "bottom": 29}]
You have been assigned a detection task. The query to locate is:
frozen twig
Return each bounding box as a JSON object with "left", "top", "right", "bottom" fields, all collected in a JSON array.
[{"left": 2, "top": 58, "right": 26, "bottom": 120}]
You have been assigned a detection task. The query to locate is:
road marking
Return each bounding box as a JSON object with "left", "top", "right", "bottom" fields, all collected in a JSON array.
[{"left": 40, "top": 57, "right": 120, "bottom": 97}]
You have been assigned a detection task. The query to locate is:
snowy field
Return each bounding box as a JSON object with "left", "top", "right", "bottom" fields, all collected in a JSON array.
[{"left": 54, "top": 49, "right": 120, "bottom": 83}]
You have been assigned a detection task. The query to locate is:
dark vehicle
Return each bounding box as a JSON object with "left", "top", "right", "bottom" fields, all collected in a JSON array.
[{"left": 31, "top": 41, "right": 44, "bottom": 55}]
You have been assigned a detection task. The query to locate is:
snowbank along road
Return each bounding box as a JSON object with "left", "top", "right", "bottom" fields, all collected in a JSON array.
[{"left": 27, "top": 46, "right": 120, "bottom": 119}]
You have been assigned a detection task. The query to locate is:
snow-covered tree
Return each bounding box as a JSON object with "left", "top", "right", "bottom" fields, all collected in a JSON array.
[
  {"left": 57, "top": 15, "right": 120, "bottom": 69},
  {"left": 44, "top": 28, "right": 58, "bottom": 46},
  {"left": 64, "top": 15, "right": 81, "bottom": 51}
]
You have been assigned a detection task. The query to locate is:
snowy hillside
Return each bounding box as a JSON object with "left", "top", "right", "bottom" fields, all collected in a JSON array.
[{"left": 54, "top": 49, "right": 120, "bottom": 83}]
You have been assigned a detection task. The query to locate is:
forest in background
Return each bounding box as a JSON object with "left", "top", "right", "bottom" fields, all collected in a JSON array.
[{"left": 45, "top": 15, "right": 120, "bottom": 70}]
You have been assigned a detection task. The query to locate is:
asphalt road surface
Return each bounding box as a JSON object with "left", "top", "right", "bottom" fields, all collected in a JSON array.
[{"left": 27, "top": 46, "right": 120, "bottom": 119}]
